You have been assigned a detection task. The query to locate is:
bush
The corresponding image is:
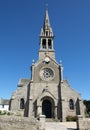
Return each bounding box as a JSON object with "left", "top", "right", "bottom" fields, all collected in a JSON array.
[
  {"left": 7, "top": 112, "right": 11, "bottom": 115},
  {"left": 0, "top": 110, "right": 2, "bottom": 114},
  {"left": 66, "top": 115, "right": 77, "bottom": 121},
  {"left": 0, "top": 110, "right": 13, "bottom": 116},
  {"left": 0, "top": 110, "right": 7, "bottom": 115}
]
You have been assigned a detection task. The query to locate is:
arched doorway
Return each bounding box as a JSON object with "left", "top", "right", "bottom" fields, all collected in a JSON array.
[{"left": 42, "top": 100, "right": 52, "bottom": 118}]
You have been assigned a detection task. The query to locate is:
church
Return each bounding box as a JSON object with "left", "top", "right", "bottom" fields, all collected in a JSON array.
[{"left": 9, "top": 9, "right": 85, "bottom": 121}]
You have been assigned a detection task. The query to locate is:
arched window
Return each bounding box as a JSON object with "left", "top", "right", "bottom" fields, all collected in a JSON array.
[
  {"left": 20, "top": 98, "right": 24, "bottom": 109},
  {"left": 42, "top": 39, "right": 46, "bottom": 49},
  {"left": 46, "top": 31, "right": 48, "bottom": 36},
  {"left": 69, "top": 99, "right": 74, "bottom": 110},
  {"left": 48, "top": 39, "right": 52, "bottom": 49}
]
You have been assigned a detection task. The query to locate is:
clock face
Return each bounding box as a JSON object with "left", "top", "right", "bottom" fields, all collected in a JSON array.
[
  {"left": 39, "top": 68, "right": 54, "bottom": 81},
  {"left": 45, "top": 57, "right": 50, "bottom": 63}
]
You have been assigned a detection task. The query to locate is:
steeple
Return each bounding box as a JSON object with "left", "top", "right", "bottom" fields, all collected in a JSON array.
[
  {"left": 40, "top": 9, "right": 54, "bottom": 37},
  {"left": 43, "top": 9, "right": 50, "bottom": 30},
  {"left": 39, "top": 9, "right": 55, "bottom": 60}
]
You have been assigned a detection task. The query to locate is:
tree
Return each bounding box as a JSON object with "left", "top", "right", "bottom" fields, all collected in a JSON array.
[{"left": 83, "top": 100, "right": 90, "bottom": 114}]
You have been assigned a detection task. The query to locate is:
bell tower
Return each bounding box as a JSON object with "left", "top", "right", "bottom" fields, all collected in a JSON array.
[{"left": 39, "top": 9, "right": 55, "bottom": 60}]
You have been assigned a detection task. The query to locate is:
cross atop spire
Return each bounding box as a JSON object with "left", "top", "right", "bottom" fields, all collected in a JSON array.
[{"left": 46, "top": 3, "right": 48, "bottom": 10}]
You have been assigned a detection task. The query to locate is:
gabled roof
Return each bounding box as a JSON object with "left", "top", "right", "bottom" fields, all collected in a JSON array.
[
  {"left": 35, "top": 54, "right": 59, "bottom": 68},
  {"left": 18, "top": 78, "right": 30, "bottom": 87}
]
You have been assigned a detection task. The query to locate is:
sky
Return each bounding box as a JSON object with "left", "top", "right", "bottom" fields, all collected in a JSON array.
[{"left": 0, "top": 0, "right": 90, "bottom": 100}]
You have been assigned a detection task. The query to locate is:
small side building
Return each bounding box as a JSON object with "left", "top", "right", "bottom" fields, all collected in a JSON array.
[{"left": 0, "top": 98, "right": 9, "bottom": 111}]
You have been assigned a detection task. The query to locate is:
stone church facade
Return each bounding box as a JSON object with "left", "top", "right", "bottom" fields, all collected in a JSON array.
[{"left": 10, "top": 9, "right": 85, "bottom": 121}]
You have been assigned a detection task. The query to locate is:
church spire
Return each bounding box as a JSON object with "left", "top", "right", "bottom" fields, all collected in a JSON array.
[
  {"left": 39, "top": 9, "right": 55, "bottom": 60},
  {"left": 43, "top": 9, "right": 50, "bottom": 29},
  {"left": 40, "top": 9, "right": 54, "bottom": 37}
]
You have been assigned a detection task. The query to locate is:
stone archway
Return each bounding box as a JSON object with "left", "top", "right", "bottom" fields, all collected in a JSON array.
[
  {"left": 42, "top": 97, "right": 55, "bottom": 118},
  {"left": 42, "top": 100, "right": 52, "bottom": 118}
]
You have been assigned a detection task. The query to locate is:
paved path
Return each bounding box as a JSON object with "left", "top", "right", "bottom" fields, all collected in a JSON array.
[{"left": 45, "top": 122, "right": 77, "bottom": 130}]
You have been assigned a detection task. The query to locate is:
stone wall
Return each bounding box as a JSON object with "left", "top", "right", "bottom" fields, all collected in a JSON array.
[
  {"left": 61, "top": 81, "right": 85, "bottom": 121},
  {"left": 0, "top": 116, "right": 38, "bottom": 130},
  {"left": 77, "top": 115, "right": 90, "bottom": 130}
]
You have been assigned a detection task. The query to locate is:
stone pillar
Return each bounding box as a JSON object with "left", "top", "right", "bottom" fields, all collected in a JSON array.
[
  {"left": 31, "top": 62, "right": 35, "bottom": 81},
  {"left": 40, "top": 38, "right": 42, "bottom": 49},
  {"left": 61, "top": 99, "right": 66, "bottom": 121},
  {"left": 37, "top": 106, "right": 42, "bottom": 116},
  {"left": 55, "top": 106, "right": 57, "bottom": 119},
  {"left": 39, "top": 115, "right": 46, "bottom": 130},
  {"left": 28, "top": 97, "right": 33, "bottom": 117},
  {"left": 77, "top": 115, "right": 83, "bottom": 130},
  {"left": 79, "top": 99, "right": 85, "bottom": 117},
  {"left": 52, "top": 39, "right": 54, "bottom": 49},
  {"left": 60, "top": 60, "right": 63, "bottom": 82},
  {"left": 46, "top": 38, "right": 48, "bottom": 49},
  {"left": 9, "top": 98, "right": 13, "bottom": 110}
]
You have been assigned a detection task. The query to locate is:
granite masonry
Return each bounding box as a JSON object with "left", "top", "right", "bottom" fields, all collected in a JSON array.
[{"left": 9, "top": 9, "right": 85, "bottom": 122}]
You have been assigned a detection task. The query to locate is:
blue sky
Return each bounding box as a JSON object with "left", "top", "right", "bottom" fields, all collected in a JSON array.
[{"left": 0, "top": 0, "right": 90, "bottom": 100}]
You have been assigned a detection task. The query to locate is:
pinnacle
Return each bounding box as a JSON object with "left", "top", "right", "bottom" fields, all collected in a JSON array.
[{"left": 43, "top": 9, "right": 50, "bottom": 28}]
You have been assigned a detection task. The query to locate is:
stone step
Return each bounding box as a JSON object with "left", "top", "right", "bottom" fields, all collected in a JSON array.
[
  {"left": 45, "top": 122, "right": 67, "bottom": 130},
  {"left": 45, "top": 122, "right": 77, "bottom": 130},
  {"left": 46, "top": 118, "right": 59, "bottom": 122}
]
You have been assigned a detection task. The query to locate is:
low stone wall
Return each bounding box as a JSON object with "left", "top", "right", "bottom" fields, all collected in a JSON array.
[
  {"left": 2, "top": 115, "right": 90, "bottom": 130},
  {"left": 0, "top": 116, "right": 38, "bottom": 130},
  {"left": 77, "top": 115, "right": 90, "bottom": 130}
]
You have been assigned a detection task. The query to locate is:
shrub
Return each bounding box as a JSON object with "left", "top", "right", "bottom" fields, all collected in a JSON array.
[
  {"left": 1, "top": 110, "right": 7, "bottom": 115},
  {"left": 0, "top": 110, "right": 2, "bottom": 114},
  {"left": 66, "top": 115, "right": 77, "bottom": 121},
  {"left": 7, "top": 112, "right": 11, "bottom": 115},
  {"left": 0, "top": 110, "right": 13, "bottom": 116}
]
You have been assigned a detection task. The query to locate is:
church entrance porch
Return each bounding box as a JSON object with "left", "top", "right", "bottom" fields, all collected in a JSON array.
[{"left": 41, "top": 97, "right": 55, "bottom": 118}]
